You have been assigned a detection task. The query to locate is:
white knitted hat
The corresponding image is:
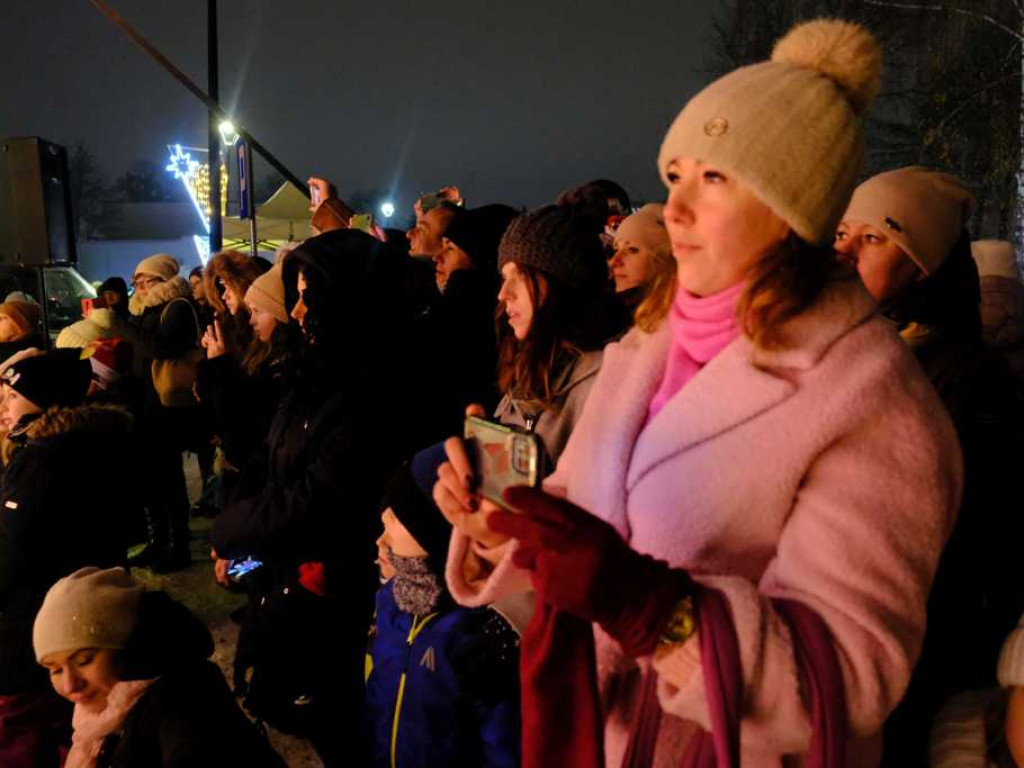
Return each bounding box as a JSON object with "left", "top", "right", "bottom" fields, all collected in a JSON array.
[
  {"left": 33, "top": 567, "right": 144, "bottom": 661},
  {"left": 972, "top": 239, "right": 1020, "bottom": 283},
  {"left": 657, "top": 19, "right": 882, "bottom": 245},
  {"left": 132, "top": 253, "right": 180, "bottom": 282}
]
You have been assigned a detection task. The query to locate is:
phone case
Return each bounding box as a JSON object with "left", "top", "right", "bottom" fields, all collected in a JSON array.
[{"left": 464, "top": 416, "right": 541, "bottom": 508}]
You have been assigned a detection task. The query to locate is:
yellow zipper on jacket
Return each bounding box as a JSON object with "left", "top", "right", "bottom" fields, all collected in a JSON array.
[{"left": 390, "top": 612, "right": 439, "bottom": 768}]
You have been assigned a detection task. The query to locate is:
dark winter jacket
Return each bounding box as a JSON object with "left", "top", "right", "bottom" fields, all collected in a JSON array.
[
  {"left": 212, "top": 230, "right": 421, "bottom": 598},
  {"left": 365, "top": 581, "right": 520, "bottom": 768},
  {"left": 409, "top": 268, "right": 500, "bottom": 447},
  {"left": 883, "top": 232, "right": 1024, "bottom": 765},
  {"left": 195, "top": 352, "right": 286, "bottom": 470},
  {"left": 0, "top": 404, "right": 136, "bottom": 694},
  {"left": 96, "top": 591, "right": 285, "bottom": 768},
  {"left": 0, "top": 332, "right": 45, "bottom": 365}
]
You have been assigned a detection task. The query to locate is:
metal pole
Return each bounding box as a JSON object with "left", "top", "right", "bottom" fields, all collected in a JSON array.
[
  {"left": 208, "top": 0, "right": 222, "bottom": 255},
  {"left": 246, "top": 141, "right": 258, "bottom": 258},
  {"left": 87, "top": 0, "right": 309, "bottom": 197}
]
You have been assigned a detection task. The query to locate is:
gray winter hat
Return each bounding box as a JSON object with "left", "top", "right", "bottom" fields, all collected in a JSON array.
[{"left": 497, "top": 205, "right": 607, "bottom": 290}]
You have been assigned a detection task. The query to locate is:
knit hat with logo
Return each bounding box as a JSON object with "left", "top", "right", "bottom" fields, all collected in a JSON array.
[
  {"left": 657, "top": 19, "right": 883, "bottom": 245},
  {"left": 2, "top": 349, "right": 92, "bottom": 410},
  {"left": 843, "top": 167, "right": 976, "bottom": 275}
]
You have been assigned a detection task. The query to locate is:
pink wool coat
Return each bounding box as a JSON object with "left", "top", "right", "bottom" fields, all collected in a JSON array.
[{"left": 446, "top": 277, "right": 963, "bottom": 766}]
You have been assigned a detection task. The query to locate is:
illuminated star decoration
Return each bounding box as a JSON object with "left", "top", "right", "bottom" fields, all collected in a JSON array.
[{"left": 165, "top": 144, "right": 228, "bottom": 265}]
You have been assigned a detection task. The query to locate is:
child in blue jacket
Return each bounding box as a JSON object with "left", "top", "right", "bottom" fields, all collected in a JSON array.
[{"left": 365, "top": 443, "right": 520, "bottom": 768}]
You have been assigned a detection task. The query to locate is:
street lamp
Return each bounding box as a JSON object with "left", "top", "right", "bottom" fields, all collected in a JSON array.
[
  {"left": 218, "top": 119, "right": 239, "bottom": 146},
  {"left": 380, "top": 201, "right": 396, "bottom": 219}
]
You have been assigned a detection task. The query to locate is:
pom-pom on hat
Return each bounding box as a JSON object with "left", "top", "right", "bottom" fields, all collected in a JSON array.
[
  {"left": 657, "top": 19, "right": 883, "bottom": 245},
  {"left": 843, "top": 167, "right": 976, "bottom": 276},
  {"left": 33, "top": 567, "right": 144, "bottom": 662}
]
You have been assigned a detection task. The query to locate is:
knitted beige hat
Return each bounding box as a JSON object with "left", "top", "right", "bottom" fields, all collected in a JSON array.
[
  {"left": 33, "top": 567, "right": 144, "bottom": 662},
  {"left": 244, "top": 263, "right": 289, "bottom": 324},
  {"left": 132, "top": 253, "right": 180, "bottom": 282},
  {"left": 843, "top": 167, "right": 976, "bottom": 275},
  {"left": 972, "top": 239, "right": 1019, "bottom": 282},
  {"left": 658, "top": 19, "right": 882, "bottom": 245},
  {"left": 0, "top": 300, "right": 41, "bottom": 338},
  {"left": 613, "top": 204, "right": 672, "bottom": 262}
]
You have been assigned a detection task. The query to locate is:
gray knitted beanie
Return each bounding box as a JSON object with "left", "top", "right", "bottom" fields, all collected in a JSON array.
[{"left": 497, "top": 205, "right": 606, "bottom": 290}]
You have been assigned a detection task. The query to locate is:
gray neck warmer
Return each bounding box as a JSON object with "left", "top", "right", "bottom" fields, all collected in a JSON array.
[{"left": 388, "top": 548, "right": 444, "bottom": 615}]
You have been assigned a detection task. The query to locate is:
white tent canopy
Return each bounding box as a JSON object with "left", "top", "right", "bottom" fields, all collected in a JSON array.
[{"left": 222, "top": 183, "right": 312, "bottom": 248}]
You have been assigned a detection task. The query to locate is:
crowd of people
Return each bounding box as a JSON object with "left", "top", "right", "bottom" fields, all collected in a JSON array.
[{"left": 0, "top": 16, "right": 1023, "bottom": 768}]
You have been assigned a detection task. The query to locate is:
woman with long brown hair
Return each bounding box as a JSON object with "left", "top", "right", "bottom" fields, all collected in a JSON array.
[{"left": 488, "top": 204, "right": 616, "bottom": 470}]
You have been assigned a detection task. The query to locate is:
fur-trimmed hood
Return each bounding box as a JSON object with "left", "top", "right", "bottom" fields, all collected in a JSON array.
[
  {"left": 26, "top": 402, "right": 134, "bottom": 441},
  {"left": 129, "top": 276, "right": 191, "bottom": 317},
  {"left": 203, "top": 250, "right": 267, "bottom": 316}
]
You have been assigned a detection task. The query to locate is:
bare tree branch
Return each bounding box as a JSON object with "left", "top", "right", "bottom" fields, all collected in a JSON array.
[
  {"left": 931, "top": 72, "right": 1019, "bottom": 134},
  {"left": 864, "top": 0, "right": 1024, "bottom": 40}
]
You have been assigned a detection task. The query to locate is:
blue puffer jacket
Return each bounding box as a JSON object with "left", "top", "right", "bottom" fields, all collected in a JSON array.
[{"left": 365, "top": 581, "right": 520, "bottom": 768}]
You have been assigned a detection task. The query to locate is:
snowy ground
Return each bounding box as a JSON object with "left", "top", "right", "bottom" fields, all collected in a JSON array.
[{"left": 130, "top": 454, "right": 323, "bottom": 768}]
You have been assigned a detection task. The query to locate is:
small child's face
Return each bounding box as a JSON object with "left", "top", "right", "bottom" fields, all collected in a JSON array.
[{"left": 376, "top": 508, "right": 428, "bottom": 579}]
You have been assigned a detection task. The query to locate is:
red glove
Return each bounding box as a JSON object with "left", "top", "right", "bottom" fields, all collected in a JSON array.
[{"left": 489, "top": 486, "right": 693, "bottom": 658}]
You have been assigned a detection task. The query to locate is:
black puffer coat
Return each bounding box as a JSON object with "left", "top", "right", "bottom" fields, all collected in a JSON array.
[{"left": 0, "top": 404, "right": 136, "bottom": 694}]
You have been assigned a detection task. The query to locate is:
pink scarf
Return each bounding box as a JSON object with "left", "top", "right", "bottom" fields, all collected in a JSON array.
[
  {"left": 647, "top": 281, "right": 745, "bottom": 420},
  {"left": 65, "top": 678, "right": 157, "bottom": 768}
]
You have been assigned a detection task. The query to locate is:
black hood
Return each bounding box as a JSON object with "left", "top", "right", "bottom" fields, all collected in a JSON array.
[{"left": 884, "top": 229, "right": 981, "bottom": 340}]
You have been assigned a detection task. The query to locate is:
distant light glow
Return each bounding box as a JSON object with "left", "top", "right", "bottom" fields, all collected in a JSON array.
[{"left": 380, "top": 201, "right": 395, "bottom": 219}]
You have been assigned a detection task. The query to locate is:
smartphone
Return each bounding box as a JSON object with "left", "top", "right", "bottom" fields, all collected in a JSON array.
[
  {"left": 350, "top": 213, "right": 375, "bottom": 234},
  {"left": 226, "top": 557, "right": 264, "bottom": 584},
  {"left": 309, "top": 182, "right": 322, "bottom": 207},
  {"left": 464, "top": 416, "right": 541, "bottom": 508},
  {"left": 81, "top": 297, "right": 108, "bottom": 317}
]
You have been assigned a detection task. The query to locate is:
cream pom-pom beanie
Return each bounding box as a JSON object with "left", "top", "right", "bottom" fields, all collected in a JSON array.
[{"left": 657, "top": 19, "right": 882, "bottom": 245}]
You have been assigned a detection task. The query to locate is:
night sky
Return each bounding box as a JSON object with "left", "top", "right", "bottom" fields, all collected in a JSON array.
[{"left": 0, "top": 1, "right": 715, "bottom": 218}]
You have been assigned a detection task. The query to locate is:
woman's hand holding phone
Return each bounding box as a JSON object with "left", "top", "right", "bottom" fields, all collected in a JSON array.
[{"left": 433, "top": 405, "right": 512, "bottom": 551}]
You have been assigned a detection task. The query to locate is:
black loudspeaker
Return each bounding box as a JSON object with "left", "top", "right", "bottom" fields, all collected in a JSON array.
[{"left": 0, "top": 137, "right": 76, "bottom": 265}]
